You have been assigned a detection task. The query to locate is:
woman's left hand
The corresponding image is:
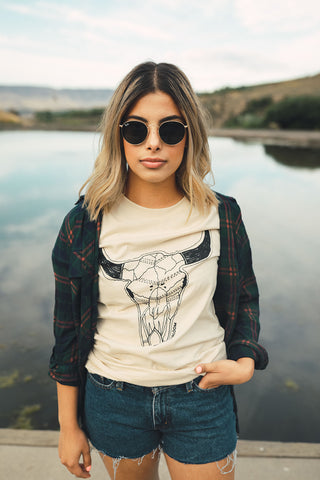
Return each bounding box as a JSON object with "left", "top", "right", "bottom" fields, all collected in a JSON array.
[{"left": 195, "top": 357, "right": 255, "bottom": 389}]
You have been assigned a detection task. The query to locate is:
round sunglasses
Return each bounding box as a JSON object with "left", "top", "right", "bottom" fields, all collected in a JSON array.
[{"left": 119, "top": 120, "right": 188, "bottom": 145}]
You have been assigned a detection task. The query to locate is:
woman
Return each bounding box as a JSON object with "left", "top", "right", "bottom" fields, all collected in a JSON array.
[{"left": 49, "top": 62, "right": 268, "bottom": 480}]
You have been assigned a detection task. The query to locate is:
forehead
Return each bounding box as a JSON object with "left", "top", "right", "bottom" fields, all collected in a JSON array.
[{"left": 128, "top": 91, "right": 182, "bottom": 120}]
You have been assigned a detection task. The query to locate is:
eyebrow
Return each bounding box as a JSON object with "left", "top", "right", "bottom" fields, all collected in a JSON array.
[{"left": 126, "top": 114, "right": 184, "bottom": 123}]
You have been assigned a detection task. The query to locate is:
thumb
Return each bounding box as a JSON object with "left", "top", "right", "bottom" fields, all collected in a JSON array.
[{"left": 195, "top": 363, "right": 214, "bottom": 374}]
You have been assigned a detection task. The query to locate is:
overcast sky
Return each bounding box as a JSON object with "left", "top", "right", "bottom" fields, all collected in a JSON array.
[{"left": 0, "top": 0, "right": 319, "bottom": 92}]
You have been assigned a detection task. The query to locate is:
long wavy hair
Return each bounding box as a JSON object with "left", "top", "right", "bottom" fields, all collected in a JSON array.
[{"left": 80, "top": 62, "right": 218, "bottom": 220}]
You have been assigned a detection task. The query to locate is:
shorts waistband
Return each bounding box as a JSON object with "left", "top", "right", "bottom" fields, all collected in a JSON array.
[{"left": 87, "top": 372, "right": 200, "bottom": 394}]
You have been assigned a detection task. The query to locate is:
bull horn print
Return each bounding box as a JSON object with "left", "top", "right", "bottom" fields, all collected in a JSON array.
[
  {"left": 181, "top": 230, "right": 210, "bottom": 265},
  {"left": 99, "top": 229, "right": 211, "bottom": 279},
  {"left": 98, "top": 249, "right": 124, "bottom": 279}
]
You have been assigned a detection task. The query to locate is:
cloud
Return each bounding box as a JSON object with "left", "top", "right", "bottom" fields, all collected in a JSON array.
[
  {"left": 0, "top": 46, "right": 125, "bottom": 87},
  {"left": 235, "top": 0, "right": 320, "bottom": 33},
  {"left": 169, "top": 46, "right": 288, "bottom": 90},
  {"left": 276, "top": 30, "right": 320, "bottom": 73},
  {"left": 1, "top": 0, "right": 319, "bottom": 90},
  {"left": 4, "top": 210, "right": 61, "bottom": 236},
  {"left": 5, "top": 1, "right": 172, "bottom": 40}
]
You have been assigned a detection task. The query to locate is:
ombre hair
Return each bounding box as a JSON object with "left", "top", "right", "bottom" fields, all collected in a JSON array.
[{"left": 80, "top": 62, "right": 218, "bottom": 221}]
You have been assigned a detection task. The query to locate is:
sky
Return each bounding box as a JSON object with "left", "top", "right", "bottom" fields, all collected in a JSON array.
[{"left": 0, "top": 0, "right": 319, "bottom": 92}]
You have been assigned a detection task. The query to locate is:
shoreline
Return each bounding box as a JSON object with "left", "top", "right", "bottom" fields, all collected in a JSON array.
[{"left": 209, "top": 128, "right": 320, "bottom": 148}]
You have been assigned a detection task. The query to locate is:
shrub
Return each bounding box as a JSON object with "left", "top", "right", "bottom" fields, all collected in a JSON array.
[
  {"left": 245, "top": 96, "right": 273, "bottom": 113},
  {"left": 264, "top": 96, "right": 320, "bottom": 130},
  {"left": 35, "top": 111, "right": 54, "bottom": 122}
]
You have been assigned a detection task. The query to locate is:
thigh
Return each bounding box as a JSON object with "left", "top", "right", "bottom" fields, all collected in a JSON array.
[
  {"left": 162, "top": 382, "right": 237, "bottom": 465},
  {"left": 84, "top": 372, "right": 160, "bottom": 459},
  {"left": 100, "top": 449, "right": 161, "bottom": 480},
  {"left": 164, "top": 452, "right": 236, "bottom": 480}
]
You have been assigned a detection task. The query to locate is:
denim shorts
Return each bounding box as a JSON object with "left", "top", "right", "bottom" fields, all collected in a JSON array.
[{"left": 83, "top": 372, "right": 237, "bottom": 465}]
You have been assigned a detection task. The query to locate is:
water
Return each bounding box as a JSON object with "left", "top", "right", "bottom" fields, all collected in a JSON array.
[{"left": 0, "top": 131, "right": 319, "bottom": 441}]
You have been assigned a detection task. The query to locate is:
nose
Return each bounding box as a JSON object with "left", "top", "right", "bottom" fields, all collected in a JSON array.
[{"left": 146, "top": 125, "right": 161, "bottom": 151}]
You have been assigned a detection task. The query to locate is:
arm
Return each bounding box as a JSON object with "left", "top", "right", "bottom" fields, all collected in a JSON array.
[
  {"left": 49, "top": 207, "right": 91, "bottom": 476},
  {"left": 57, "top": 383, "right": 91, "bottom": 478},
  {"left": 195, "top": 196, "right": 268, "bottom": 387},
  {"left": 49, "top": 210, "right": 80, "bottom": 385},
  {"left": 227, "top": 202, "right": 268, "bottom": 369}
]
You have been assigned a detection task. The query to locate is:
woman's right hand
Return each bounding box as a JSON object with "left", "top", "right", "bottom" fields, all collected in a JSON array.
[{"left": 58, "top": 426, "right": 92, "bottom": 478}]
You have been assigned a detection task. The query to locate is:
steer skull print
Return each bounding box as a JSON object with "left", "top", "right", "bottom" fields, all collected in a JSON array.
[{"left": 99, "top": 230, "right": 211, "bottom": 346}]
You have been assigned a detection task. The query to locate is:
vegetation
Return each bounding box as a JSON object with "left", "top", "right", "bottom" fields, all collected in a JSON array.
[
  {"left": 199, "top": 72, "right": 320, "bottom": 128},
  {"left": 0, "top": 370, "right": 19, "bottom": 388},
  {"left": 264, "top": 96, "right": 320, "bottom": 130},
  {"left": 34, "top": 108, "right": 104, "bottom": 130},
  {"left": 0, "top": 110, "right": 24, "bottom": 128},
  {"left": 224, "top": 96, "right": 273, "bottom": 128},
  {"left": 224, "top": 95, "right": 320, "bottom": 130},
  {"left": 12, "top": 404, "right": 42, "bottom": 429}
]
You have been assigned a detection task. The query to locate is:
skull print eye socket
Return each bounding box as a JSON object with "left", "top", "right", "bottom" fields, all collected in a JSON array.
[{"left": 119, "top": 120, "right": 188, "bottom": 145}]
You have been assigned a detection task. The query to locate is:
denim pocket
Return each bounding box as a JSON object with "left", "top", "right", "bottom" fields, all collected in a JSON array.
[
  {"left": 192, "top": 378, "right": 227, "bottom": 393},
  {"left": 87, "top": 372, "right": 116, "bottom": 390}
]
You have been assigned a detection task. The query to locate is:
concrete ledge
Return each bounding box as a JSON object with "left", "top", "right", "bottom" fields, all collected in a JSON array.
[{"left": 1, "top": 429, "right": 319, "bottom": 459}]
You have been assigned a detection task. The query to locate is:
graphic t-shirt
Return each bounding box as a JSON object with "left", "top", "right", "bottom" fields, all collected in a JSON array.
[{"left": 85, "top": 195, "right": 227, "bottom": 386}]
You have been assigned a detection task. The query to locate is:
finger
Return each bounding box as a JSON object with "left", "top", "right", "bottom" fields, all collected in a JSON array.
[
  {"left": 82, "top": 449, "right": 92, "bottom": 472},
  {"left": 67, "top": 463, "right": 90, "bottom": 479},
  {"left": 79, "top": 463, "right": 91, "bottom": 477}
]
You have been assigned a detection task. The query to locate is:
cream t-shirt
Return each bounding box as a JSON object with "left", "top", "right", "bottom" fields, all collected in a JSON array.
[{"left": 86, "top": 195, "right": 227, "bottom": 386}]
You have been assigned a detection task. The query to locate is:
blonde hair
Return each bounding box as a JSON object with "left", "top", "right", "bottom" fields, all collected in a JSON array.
[{"left": 80, "top": 62, "right": 218, "bottom": 220}]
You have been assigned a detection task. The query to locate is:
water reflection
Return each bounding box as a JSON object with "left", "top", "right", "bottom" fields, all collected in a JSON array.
[
  {"left": 264, "top": 145, "right": 320, "bottom": 169},
  {"left": 1, "top": 132, "right": 320, "bottom": 441}
]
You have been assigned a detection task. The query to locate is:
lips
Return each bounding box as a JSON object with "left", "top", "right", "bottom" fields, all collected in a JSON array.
[{"left": 140, "top": 158, "right": 167, "bottom": 169}]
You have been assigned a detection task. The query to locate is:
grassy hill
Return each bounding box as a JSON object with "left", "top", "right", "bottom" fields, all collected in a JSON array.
[
  {"left": 199, "top": 73, "right": 320, "bottom": 128},
  {"left": 0, "top": 109, "right": 28, "bottom": 129}
]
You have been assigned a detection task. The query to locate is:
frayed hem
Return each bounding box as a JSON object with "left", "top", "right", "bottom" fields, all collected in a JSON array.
[
  {"left": 216, "top": 449, "right": 237, "bottom": 475},
  {"left": 163, "top": 446, "right": 237, "bottom": 471},
  {"left": 90, "top": 442, "right": 162, "bottom": 480}
]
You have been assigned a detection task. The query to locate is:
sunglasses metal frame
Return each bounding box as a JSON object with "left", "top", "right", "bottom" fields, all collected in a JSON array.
[{"left": 119, "top": 120, "right": 188, "bottom": 145}]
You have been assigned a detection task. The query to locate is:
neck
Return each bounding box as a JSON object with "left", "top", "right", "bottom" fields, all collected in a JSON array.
[{"left": 125, "top": 176, "right": 183, "bottom": 208}]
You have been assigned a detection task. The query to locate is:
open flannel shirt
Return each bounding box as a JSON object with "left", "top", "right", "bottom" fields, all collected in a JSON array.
[{"left": 49, "top": 192, "right": 268, "bottom": 393}]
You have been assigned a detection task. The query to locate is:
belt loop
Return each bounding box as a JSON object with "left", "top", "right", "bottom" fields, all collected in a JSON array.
[
  {"left": 116, "top": 381, "right": 124, "bottom": 391},
  {"left": 186, "top": 380, "right": 194, "bottom": 393}
]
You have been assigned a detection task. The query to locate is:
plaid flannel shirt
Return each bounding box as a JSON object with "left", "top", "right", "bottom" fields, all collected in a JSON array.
[{"left": 49, "top": 192, "right": 268, "bottom": 387}]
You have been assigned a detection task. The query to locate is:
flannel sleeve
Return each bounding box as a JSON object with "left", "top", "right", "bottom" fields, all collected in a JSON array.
[
  {"left": 227, "top": 201, "right": 268, "bottom": 370},
  {"left": 48, "top": 210, "right": 80, "bottom": 386}
]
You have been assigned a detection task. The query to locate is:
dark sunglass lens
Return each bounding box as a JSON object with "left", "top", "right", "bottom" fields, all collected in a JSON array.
[
  {"left": 122, "top": 121, "right": 147, "bottom": 144},
  {"left": 160, "top": 122, "right": 185, "bottom": 145}
]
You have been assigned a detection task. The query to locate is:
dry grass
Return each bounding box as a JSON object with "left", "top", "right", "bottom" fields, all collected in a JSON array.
[{"left": 0, "top": 110, "right": 22, "bottom": 124}]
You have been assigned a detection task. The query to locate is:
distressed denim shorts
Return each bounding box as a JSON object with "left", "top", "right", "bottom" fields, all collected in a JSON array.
[{"left": 83, "top": 371, "right": 237, "bottom": 465}]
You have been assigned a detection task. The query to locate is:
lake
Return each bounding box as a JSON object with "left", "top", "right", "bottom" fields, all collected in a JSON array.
[{"left": 0, "top": 130, "right": 319, "bottom": 441}]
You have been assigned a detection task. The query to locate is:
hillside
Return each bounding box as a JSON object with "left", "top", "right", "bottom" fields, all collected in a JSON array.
[
  {"left": 0, "top": 86, "right": 113, "bottom": 113},
  {"left": 0, "top": 109, "right": 29, "bottom": 129},
  {"left": 199, "top": 73, "right": 320, "bottom": 128}
]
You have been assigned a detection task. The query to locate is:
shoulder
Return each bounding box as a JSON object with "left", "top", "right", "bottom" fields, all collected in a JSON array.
[
  {"left": 55, "top": 196, "right": 90, "bottom": 249},
  {"left": 65, "top": 196, "right": 88, "bottom": 224},
  {"left": 62, "top": 196, "right": 90, "bottom": 229},
  {"left": 214, "top": 191, "right": 241, "bottom": 222}
]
